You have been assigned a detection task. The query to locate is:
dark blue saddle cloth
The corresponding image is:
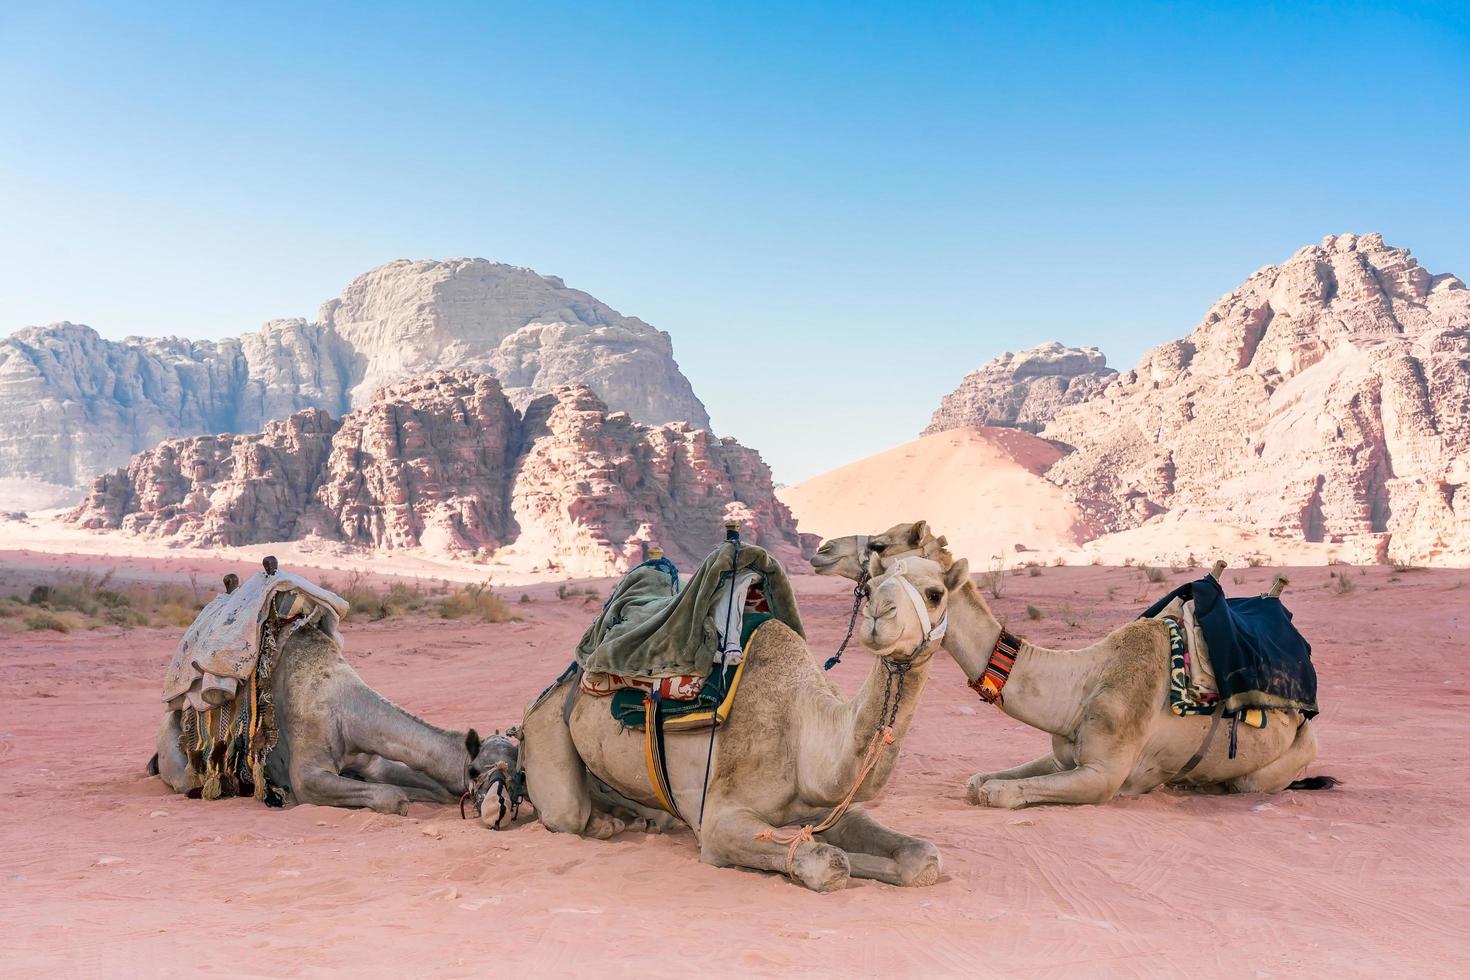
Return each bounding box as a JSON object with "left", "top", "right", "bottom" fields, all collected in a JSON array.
[{"left": 1140, "top": 576, "right": 1317, "bottom": 717}]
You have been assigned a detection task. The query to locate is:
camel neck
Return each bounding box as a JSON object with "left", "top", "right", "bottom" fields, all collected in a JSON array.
[
  {"left": 830, "top": 648, "right": 934, "bottom": 801},
  {"left": 943, "top": 582, "right": 1098, "bottom": 736}
]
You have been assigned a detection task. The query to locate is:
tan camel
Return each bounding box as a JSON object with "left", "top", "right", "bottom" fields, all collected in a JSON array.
[
  {"left": 861, "top": 548, "right": 1332, "bottom": 807},
  {"left": 518, "top": 597, "right": 946, "bottom": 892},
  {"left": 152, "top": 623, "right": 517, "bottom": 816}
]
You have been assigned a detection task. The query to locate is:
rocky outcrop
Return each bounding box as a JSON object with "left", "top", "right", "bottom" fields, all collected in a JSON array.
[
  {"left": 923, "top": 342, "right": 1115, "bottom": 435},
  {"left": 1044, "top": 234, "right": 1470, "bottom": 565},
  {"left": 0, "top": 260, "right": 708, "bottom": 507},
  {"left": 69, "top": 371, "right": 807, "bottom": 576}
]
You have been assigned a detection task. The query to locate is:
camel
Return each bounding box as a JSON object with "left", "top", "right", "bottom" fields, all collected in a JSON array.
[
  {"left": 153, "top": 621, "right": 518, "bottom": 817},
  {"left": 853, "top": 542, "right": 1332, "bottom": 807},
  {"left": 517, "top": 582, "right": 947, "bottom": 892}
]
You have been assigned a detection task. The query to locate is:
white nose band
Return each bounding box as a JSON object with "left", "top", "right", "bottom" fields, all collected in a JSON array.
[{"left": 884, "top": 560, "right": 948, "bottom": 647}]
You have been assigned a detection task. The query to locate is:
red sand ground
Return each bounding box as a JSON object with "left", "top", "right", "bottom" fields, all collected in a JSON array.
[{"left": 2, "top": 555, "right": 1468, "bottom": 978}]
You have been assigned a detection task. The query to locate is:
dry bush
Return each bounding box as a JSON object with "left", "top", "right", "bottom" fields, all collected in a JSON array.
[
  {"left": 1389, "top": 557, "right": 1425, "bottom": 572},
  {"left": 436, "top": 581, "right": 517, "bottom": 622},
  {"left": 1059, "top": 602, "right": 1084, "bottom": 628},
  {"left": 1122, "top": 557, "right": 1135, "bottom": 567},
  {"left": 1245, "top": 554, "right": 1269, "bottom": 568},
  {"left": 981, "top": 555, "right": 1006, "bottom": 600},
  {"left": 557, "top": 583, "right": 600, "bottom": 601},
  {"left": 25, "top": 611, "right": 74, "bottom": 632},
  {"left": 1026, "top": 563, "right": 1043, "bottom": 578},
  {"left": 1329, "top": 570, "right": 1357, "bottom": 596},
  {"left": 1025, "top": 604, "right": 1044, "bottom": 621},
  {"left": 15, "top": 568, "right": 208, "bottom": 630},
  {"left": 1141, "top": 565, "right": 1167, "bottom": 584}
]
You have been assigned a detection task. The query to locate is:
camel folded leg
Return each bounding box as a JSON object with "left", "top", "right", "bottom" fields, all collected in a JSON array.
[
  {"left": 520, "top": 684, "right": 624, "bottom": 839},
  {"left": 1225, "top": 719, "right": 1318, "bottom": 794},
  {"left": 346, "top": 755, "right": 456, "bottom": 803},
  {"left": 699, "top": 806, "right": 851, "bottom": 893},
  {"left": 965, "top": 752, "right": 1066, "bottom": 799},
  {"left": 971, "top": 756, "right": 1132, "bottom": 809},
  {"left": 817, "top": 805, "right": 940, "bottom": 887},
  {"left": 154, "top": 712, "right": 199, "bottom": 794},
  {"left": 292, "top": 765, "right": 412, "bottom": 815}
]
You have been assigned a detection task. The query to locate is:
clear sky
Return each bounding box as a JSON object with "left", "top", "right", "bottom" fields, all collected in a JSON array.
[{"left": 3, "top": 2, "right": 1467, "bottom": 484}]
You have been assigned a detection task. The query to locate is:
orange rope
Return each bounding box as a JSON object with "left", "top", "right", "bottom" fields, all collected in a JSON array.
[{"left": 754, "top": 725, "right": 895, "bottom": 876}]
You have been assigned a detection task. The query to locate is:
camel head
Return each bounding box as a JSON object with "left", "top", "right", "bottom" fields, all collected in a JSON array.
[
  {"left": 860, "top": 555, "right": 969, "bottom": 661},
  {"left": 810, "top": 521, "right": 950, "bottom": 581},
  {"left": 464, "top": 730, "right": 521, "bottom": 830}
]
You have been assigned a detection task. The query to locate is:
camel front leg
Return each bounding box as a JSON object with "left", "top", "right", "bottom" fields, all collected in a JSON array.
[
  {"left": 965, "top": 752, "right": 1066, "bottom": 801},
  {"left": 972, "top": 721, "right": 1139, "bottom": 808},
  {"left": 347, "top": 755, "right": 456, "bottom": 803},
  {"left": 700, "top": 806, "right": 851, "bottom": 893},
  {"left": 291, "top": 765, "right": 412, "bottom": 815},
  {"left": 818, "top": 805, "right": 940, "bottom": 887},
  {"left": 154, "top": 712, "right": 199, "bottom": 794},
  {"left": 520, "top": 685, "right": 624, "bottom": 840}
]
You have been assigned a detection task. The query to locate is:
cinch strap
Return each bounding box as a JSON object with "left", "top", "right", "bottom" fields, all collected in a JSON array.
[{"left": 969, "top": 630, "right": 1022, "bottom": 705}]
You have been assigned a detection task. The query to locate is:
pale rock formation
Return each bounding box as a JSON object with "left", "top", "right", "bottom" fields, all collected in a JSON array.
[
  {"left": 69, "top": 371, "right": 805, "bottom": 577},
  {"left": 0, "top": 260, "right": 708, "bottom": 506},
  {"left": 1044, "top": 234, "right": 1470, "bottom": 564},
  {"left": 924, "top": 342, "right": 1115, "bottom": 435}
]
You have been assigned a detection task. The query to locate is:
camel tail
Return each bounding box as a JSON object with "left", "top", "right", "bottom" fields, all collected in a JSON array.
[
  {"left": 146, "top": 753, "right": 160, "bottom": 776},
  {"left": 1287, "top": 775, "right": 1340, "bottom": 791}
]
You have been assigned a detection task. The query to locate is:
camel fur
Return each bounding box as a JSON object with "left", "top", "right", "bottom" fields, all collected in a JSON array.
[
  {"left": 154, "top": 624, "right": 515, "bottom": 816},
  {"left": 817, "top": 523, "right": 1328, "bottom": 806},
  {"left": 518, "top": 610, "right": 944, "bottom": 892}
]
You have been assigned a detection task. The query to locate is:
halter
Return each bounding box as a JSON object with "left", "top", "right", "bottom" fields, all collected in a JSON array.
[{"left": 882, "top": 558, "right": 949, "bottom": 658}]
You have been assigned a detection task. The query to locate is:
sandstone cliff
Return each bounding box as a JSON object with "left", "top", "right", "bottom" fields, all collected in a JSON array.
[
  {"left": 1, "top": 261, "right": 708, "bottom": 507},
  {"left": 1044, "top": 233, "right": 1470, "bottom": 564},
  {"left": 69, "top": 371, "right": 806, "bottom": 577},
  {"left": 923, "top": 342, "right": 1116, "bottom": 435}
]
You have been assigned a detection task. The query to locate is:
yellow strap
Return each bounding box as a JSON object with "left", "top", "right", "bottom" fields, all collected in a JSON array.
[{"left": 642, "top": 696, "right": 678, "bottom": 815}]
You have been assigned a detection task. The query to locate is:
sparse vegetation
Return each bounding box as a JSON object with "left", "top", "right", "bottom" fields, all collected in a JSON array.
[
  {"left": 325, "top": 572, "right": 519, "bottom": 623},
  {"left": 436, "top": 581, "right": 517, "bottom": 622},
  {"left": 557, "top": 583, "right": 600, "bottom": 601},
  {"left": 1245, "top": 554, "right": 1269, "bottom": 568},
  {"left": 1060, "top": 602, "right": 1085, "bottom": 628},
  {"left": 1141, "top": 565, "right": 1167, "bottom": 584},
  {"left": 981, "top": 555, "right": 1006, "bottom": 599},
  {"left": 1026, "top": 604, "right": 1044, "bottom": 621},
  {"left": 1329, "top": 570, "right": 1357, "bottom": 595},
  {"left": 1, "top": 569, "right": 209, "bottom": 631},
  {"left": 1388, "top": 557, "right": 1426, "bottom": 572}
]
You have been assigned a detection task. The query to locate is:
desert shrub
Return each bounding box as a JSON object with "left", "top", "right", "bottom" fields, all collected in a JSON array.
[
  {"left": 1389, "top": 557, "right": 1425, "bottom": 572},
  {"left": 1122, "top": 557, "right": 1135, "bottom": 567},
  {"left": 981, "top": 555, "right": 1006, "bottom": 600},
  {"left": 25, "top": 611, "right": 72, "bottom": 633},
  {"left": 1245, "top": 554, "right": 1269, "bottom": 568},
  {"left": 1052, "top": 556, "right": 1067, "bottom": 567},
  {"left": 1025, "top": 604, "right": 1044, "bottom": 621},
  {"left": 557, "top": 583, "right": 599, "bottom": 601},
  {"left": 436, "top": 581, "right": 517, "bottom": 622},
  {"left": 1090, "top": 555, "right": 1103, "bottom": 566},
  {"left": 1027, "top": 563, "right": 1043, "bottom": 578},
  {"left": 519, "top": 593, "right": 531, "bottom": 604},
  {"left": 1141, "top": 565, "right": 1167, "bottom": 584},
  {"left": 1329, "top": 571, "right": 1357, "bottom": 595},
  {"left": 18, "top": 569, "right": 208, "bottom": 630},
  {"left": 1060, "top": 602, "right": 1084, "bottom": 628}
]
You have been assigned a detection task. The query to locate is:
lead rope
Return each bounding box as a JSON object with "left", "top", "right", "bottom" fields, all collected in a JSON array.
[
  {"left": 755, "top": 657, "right": 911, "bottom": 876},
  {"left": 698, "top": 527, "right": 744, "bottom": 828}
]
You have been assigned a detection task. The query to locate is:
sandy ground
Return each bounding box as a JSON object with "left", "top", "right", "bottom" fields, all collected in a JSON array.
[{"left": 3, "top": 555, "right": 1469, "bottom": 978}]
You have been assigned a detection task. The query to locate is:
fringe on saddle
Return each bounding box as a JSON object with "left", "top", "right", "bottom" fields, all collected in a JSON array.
[{"left": 181, "top": 616, "right": 289, "bottom": 806}]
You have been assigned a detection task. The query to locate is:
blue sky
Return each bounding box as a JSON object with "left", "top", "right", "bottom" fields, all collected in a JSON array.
[{"left": 2, "top": 2, "right": 1467, "bottom": 483}]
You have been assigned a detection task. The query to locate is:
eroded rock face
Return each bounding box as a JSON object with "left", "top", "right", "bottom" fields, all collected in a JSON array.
[
  {"left": 68, "top": 371, "right": 805, "bottom": 576},
  {"left": 1, "top": 260, "right": 708, "bottom": 506},
  {"left": 1044, "top": 234, "right": 1470, "bottom": 564},
  {"left": 924, "top": 342, "right": 1115, "bottom": 435}
]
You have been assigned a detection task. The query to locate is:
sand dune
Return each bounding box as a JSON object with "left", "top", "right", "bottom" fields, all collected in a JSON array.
[{"left": 779, "top": 427, "right": 1095, "bottom": 560}]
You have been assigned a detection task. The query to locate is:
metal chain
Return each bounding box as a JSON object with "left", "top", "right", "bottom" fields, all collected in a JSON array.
[{"left": 823, "top": 569, "right": 871, "bottom": 671}]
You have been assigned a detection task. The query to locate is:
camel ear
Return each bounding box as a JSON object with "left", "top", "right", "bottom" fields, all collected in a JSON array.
[
  {"left": 909, "top": 521, "right": 928, "bottom": 546},
  {"left": 465, "top": 728, "right": 481, "bottom": 759},
  {"left": 944, "top": 558, "right": 970, "bottom": 591}
]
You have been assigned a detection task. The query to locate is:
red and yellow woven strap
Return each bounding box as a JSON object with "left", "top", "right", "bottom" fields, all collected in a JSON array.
[{"left": 968, "top": 629, "right": 1022, "bottom": 705}]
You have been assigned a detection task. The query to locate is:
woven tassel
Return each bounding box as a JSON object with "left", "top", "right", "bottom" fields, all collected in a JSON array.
[{"left": 252, "top": 757, "right": 267, "bottom": 801}]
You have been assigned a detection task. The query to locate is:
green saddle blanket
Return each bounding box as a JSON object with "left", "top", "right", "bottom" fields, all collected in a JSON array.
[
  {"left": 610, "top": 613, "right": 772, "bottom": 729},
  {"left": 576, "top": 542, "right": 803, "bottom": 679}
]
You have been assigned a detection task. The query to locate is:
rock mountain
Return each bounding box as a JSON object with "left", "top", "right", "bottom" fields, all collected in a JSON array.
[
  {"left": 0, "top": 259, "right": 708, "bottom": 508},
  {"left": 69, "top": 371, "right": 808, "bottom": 577},
  {"left": 920, "top": 234, "right": 1470, "bottom": 564}
]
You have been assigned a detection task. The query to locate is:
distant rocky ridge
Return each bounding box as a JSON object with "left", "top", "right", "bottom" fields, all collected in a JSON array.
[
  {"left": 923, "top": 342, "right": 1116, "bottom": 435},
  {"left": 1042, "top": 233, "right": 1470, "bottom": 564},
  {"left": 68, "top": 371, "right": 808, "bottom": 576},
  {"left": 0, "top": 259, "right": 709, "bottom": 508}
]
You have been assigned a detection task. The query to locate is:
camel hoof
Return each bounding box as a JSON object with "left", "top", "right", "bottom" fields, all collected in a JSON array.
[
  {"left": 897, "top": 843, "right": 942, "bottom": 887},
  {"left": 969, "top": 778, "right": 1025, "bottom": 809},
  {"left": 585, "top": 812, "right": 626, "bottom": 840},
  {"left": 793, "top": 843, "right": 850, "bottom": 893}
]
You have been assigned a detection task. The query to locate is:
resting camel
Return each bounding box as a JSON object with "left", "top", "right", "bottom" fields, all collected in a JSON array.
[
  {"left": 817, "top": 523, "right": 1332, "bottom": 807},
  {"left": 518, "top": 596, "right": 946, "bottom": 892},
  {"left": 153, "top": 622, "right": 517, "bottom": 817}
]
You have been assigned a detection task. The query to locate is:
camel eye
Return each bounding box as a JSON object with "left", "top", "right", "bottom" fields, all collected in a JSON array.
[
  {"left": 870, "top": 543, "right": 887, "bottom": 553},
  {"left": 925, "top": 589, "right": 943, "bottom": 605}
]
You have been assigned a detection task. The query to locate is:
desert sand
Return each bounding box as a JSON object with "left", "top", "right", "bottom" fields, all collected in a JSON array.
[{"left": 3, "top": 551, "right": 1468, "bottom": 978}]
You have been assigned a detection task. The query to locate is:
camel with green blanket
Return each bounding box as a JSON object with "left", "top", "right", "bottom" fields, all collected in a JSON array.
[
  {"left": 815, "top": 524, "right": 1335, "bottom": 807},
  {"left": 518, "top": 543, "right": 944, "bottom": 892}
]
